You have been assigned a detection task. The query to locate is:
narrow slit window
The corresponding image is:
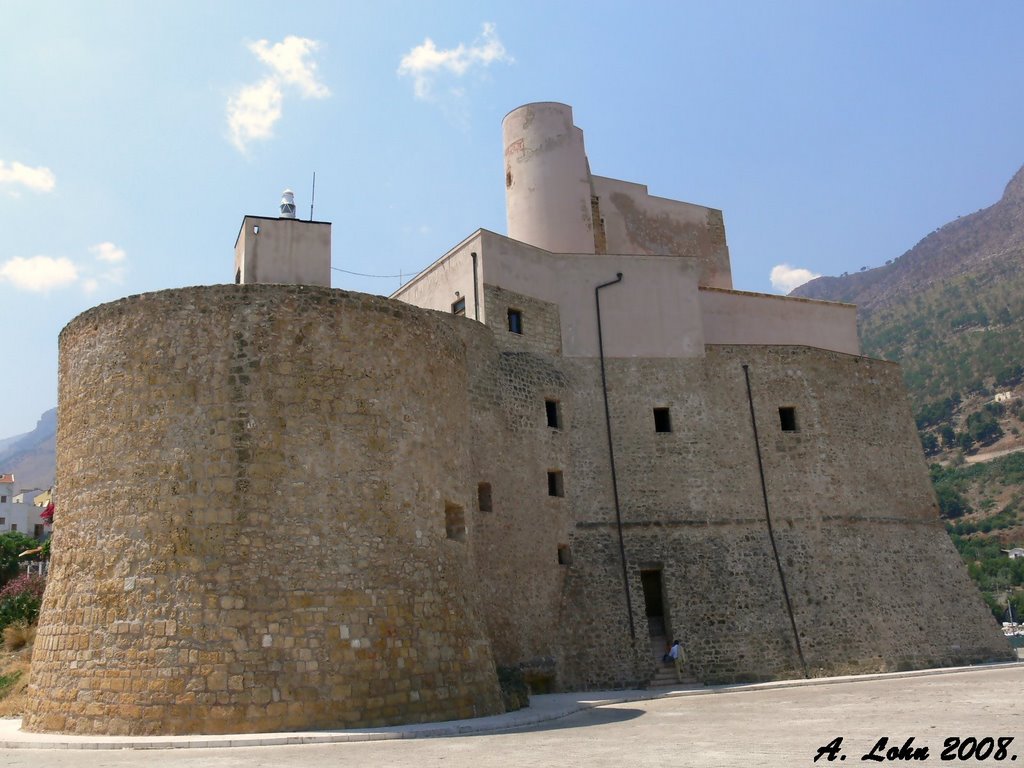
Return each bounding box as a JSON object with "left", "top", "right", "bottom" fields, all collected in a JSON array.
[
  {"left": 546, "top": 399, "right": 561, "bottom": 429},
  {"left": 547, "top": 470, "right": 564, "bottom": 498},
  {"left": 779, "top": 407, "right": 798, "bottom": 432},
  {"left": 452, "top": 297, "right": 466, "bottom": 316},
  {"left": 507, "top": 308, "right": 523, "bottom": 334},
  {"left": 477, "top": 482, "right": 492, "bottom": 512},
  {"left": 444, "top": 502, "right": 466, "bottom": 541},
  {"left": 653, "top": 407, "right": 672, "bottom": 433},
  {"left": 557, "top": 545, "right": 572, "bottom": 565}
]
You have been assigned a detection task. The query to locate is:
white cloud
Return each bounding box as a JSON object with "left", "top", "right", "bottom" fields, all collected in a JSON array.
[
  {"left": 227, "top": 36, "right": 329, "bottom": 153},
  {"left": 86, "top": 241, "right": 128, "bottom": 288},
  {"left": 0, "top": 160, "right": 56, "bottom": 193},
  {"left": 769, "top": 263, "right": 821, "bottom": 293},
  {"left": 249, "top": 36, "right": 329, "bottom": 99},
  {"left": 227, "top": 78, "right": 284, "bottom": 153},
  {"left": 398, "top": 22, "right": 512, "bottom": 101},
  {"left": 0, "top": 256, "right": 78, "bottom": 292},
  {"left": 90, "top": 241, "right": 126, "bottom": 263},
  {"left": 0, "top": 242, "right": 129, "bottom": 294}
]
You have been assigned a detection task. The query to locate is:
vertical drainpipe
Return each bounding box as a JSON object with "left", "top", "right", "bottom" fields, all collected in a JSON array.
[
  {"left": 471, "top": 252, "right": 480, "bottom": 321},
  {"left": 595, "top": 272, "right": 636, "bottom": 643},
  {"left": 741, "top": 363, "right": 809, "bottom": 678}
]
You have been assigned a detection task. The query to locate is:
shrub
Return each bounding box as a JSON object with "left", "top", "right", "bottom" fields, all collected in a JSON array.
[
  {"left": 0, "top": 574, "right": 46, "bottom": 632},
  {"left": 2, "top": 622, "right": 35, "bottom": 651},
  {"left": 0, "top": 532, "right": 39, "bottom": 587},
  {"left": 0, "top": 670, "right": 22, "bottom": 697}
]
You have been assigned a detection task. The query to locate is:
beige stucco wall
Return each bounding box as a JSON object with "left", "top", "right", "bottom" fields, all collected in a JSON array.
[
  {"left": 503, "top": 102, "right": 595, "bottom": 254},
  {"left": 391, "top": 231, "right": 484, "bottom": 322},
  {"left": 591, "top": 175, "right": 733, "bottom": 289},
  {"left": 234, "top": 216, "right": 332, "bottom": 288},
  {"left": 700, "top": 288, "right": 860, "bottom": 355},
  {"left": 393, "top": 232, "right": 859, "bottom": 359},
  {"left": 479, "top": 231, "right": 706, "bottom": 359}
]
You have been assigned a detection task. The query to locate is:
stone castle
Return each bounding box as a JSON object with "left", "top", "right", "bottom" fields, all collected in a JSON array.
[{"left": 25, "top": 102, "right": 1012, "bottom": 735}]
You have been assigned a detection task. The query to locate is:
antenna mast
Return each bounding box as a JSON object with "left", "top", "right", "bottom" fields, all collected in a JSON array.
[{"left": 310, "top": 171, "right": 316, "bottom": 221}]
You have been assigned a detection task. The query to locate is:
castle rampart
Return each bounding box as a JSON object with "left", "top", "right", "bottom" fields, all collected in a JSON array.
[
  {"left": 23, "top": 102, "right": 1013, "bottom": 736},
  {"left": 25, "top": 285, "right": 502, "bottom": 735}
]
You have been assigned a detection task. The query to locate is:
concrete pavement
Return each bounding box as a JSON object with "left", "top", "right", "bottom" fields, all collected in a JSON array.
[{"left": 0, "top": 662, "right": 1021, "bottom": 759}]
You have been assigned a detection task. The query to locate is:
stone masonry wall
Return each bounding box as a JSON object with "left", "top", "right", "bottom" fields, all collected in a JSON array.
[
  {"left": 450, "top": 288, "right": 1013, "bottom": 689},
  {"left": 25, "top": 285, "right": 502, "bottom": 735},
  {"left": 553, "top": 346, "right": 1013, "bottom": 686},
  {"left": 26, "top": 279, "right": 1012, "bottom": 734},
  {"left": 436, "top": 287, "right": 573, "bottom": 690}
]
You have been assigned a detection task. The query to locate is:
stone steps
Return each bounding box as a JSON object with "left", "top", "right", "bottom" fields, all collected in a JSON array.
[{"left": 646, "top": 634, "right": 698, "bottom": 687}]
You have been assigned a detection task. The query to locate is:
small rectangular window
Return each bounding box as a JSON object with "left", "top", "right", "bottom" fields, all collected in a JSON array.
[
  {"left": 545, "top": 399, "right": 561, "bottom": 429},
  {"left": 478, "top": 482, "right": 492, "bottom": 512},
  {"left": 557, "top": 545, "right": 572, "bottom": 565},
  {"left": 0, "top": 496, "right": 6, "bottom": 503},
  {"left": 547, "top": 470, "right": 564, "bottom": 498},
  {"left": 34, "top": 524, "right": 43, "bottom": 538},
  {"left": 0, "top": 517, "right": 5, "bottom": 525},
  {"left": 445, "top": 502, "right": 466, "bottom": 541},
  {"left": 10, "top": 524, "right": 16, "bottom": 532},
  {"left": 653, "top": 407, "right": 672, "bottom": 433},
  {"left": 452, "top": 297, "right": 466, "bottom": 316},
  {"left": 507, "top": 309, "right": 523, "bottom": 334},
  {"left": 779, "top": 407, "right": 798, "bottom": 432}
]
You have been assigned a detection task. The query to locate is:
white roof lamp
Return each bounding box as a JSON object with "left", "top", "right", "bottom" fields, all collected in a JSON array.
[{"left": 280, "top": 188, "right": 297, "bottom": 219}]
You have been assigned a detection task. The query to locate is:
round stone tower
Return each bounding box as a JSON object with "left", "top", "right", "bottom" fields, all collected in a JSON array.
[
  {"left": 502, "top": 101, "right": 596, "bottom": 254},
  {"left": 25, "top": 284, "right": 503, "bottom": 735}
]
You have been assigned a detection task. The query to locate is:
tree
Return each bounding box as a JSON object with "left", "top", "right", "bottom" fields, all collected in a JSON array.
[
  {"left": 940, "top": 424, "right": 957, "bottom": 447},
  {"left": 957, "top": 431, "right": 976, "bottom": 453},
  {"left": 0, "top": 531, "right": 39, "bottom": 586},
  {"left": 935, "top": 485, "right": 971, "bottom": 518},
  {"left": 967, "top": 410, "right": 1003, "bottom": 446}
]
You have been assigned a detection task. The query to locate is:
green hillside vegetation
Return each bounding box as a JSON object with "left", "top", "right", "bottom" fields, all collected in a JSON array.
[
  {"left": 932, "top": 453, "right": 1024, "bottom": 622},
  {"left": 862, "top": 267, "right": 1024, "bottom": 405}
]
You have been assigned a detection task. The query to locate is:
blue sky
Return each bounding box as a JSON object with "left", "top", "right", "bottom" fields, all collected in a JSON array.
[{"left": 1, "top": 1, "right": 1022, "bottom": 437}]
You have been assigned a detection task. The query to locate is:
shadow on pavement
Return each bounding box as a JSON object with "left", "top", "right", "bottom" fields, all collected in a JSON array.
[{"left": 499, "top": 706, "right": 645, "bottom": 734}]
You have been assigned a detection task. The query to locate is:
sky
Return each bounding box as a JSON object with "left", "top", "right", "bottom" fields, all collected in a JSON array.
[{"left": 1, "top": 1, "right": 1022, "bottom": 438}]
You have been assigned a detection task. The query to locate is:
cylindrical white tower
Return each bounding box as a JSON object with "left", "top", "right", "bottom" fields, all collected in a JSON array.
[{"left": 502, "top": 102, "right": 595, "bottom": 254}]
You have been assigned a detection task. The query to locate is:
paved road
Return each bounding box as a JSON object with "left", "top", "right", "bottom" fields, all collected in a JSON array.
[{"left": 3, "top": 665, "right": 1023, "bottom": 767}]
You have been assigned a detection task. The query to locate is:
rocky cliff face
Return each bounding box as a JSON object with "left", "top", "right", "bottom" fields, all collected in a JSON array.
[
  {"left": 0, "top": 408, "right": 55, "bottom": 493},
  {"left": 793, "top": 164, "right": 1024, "bottom": 314},
  {"left": 789, "top": 163, "right": 1024, "bottom": 409}
]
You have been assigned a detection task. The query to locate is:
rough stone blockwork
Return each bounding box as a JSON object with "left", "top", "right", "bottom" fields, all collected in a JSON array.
[
  {"left": 25, "top": 280, "right": 1013, "bottom": 735},
  {"left": 25, "top": 285, "right": 502, "bottom": 735},
  {"left": 452, "top": 292, "right": 1013, "bottom": 689}
]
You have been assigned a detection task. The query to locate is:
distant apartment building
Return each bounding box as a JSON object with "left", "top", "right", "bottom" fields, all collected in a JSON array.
[{"left": 0, "top": 474, "right": 46, "bottom": 537}]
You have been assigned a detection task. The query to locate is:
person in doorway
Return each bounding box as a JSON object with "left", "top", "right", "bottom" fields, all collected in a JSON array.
[{"left": 669, "top": 639, "right": 684, "bottom": 682}]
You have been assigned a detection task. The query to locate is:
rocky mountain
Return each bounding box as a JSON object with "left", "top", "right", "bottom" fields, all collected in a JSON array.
[
  {"left": 794, "top": 164, "right": 1024, "bottom": 313},
  {"left": 794, "top": 163, "right": 1024, "bottom": 430},
  {"left": 0, "top": 408, "right": 56, "bottom": 494}
]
